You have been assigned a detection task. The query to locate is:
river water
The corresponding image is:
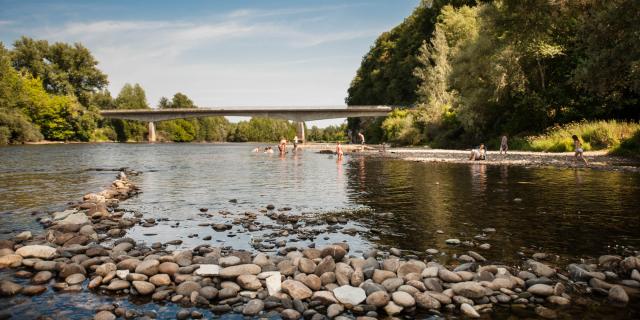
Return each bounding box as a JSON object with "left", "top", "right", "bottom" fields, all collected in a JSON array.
[{"left": 1, "top": 143, "right": 640, "bottom": 318}]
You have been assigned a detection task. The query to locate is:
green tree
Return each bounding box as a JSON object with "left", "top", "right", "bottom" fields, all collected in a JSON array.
[
  {"left": 11, "top": 36, "right": 108, "bottom": 107},
  {"left": 111, "top": 83, "right": 149, "bottom": 141}
]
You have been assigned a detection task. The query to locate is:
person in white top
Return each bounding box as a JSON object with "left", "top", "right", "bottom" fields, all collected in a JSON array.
[{"left": 572, "top": 135, "right": 589, "bottom": 166}]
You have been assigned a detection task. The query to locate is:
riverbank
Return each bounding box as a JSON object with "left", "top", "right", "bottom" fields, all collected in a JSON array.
[
  {"left": 303, "top": 143, "right": 640, "bottom": 171},
  {"left": 0, "top": 169, "right": 639, "bottom": 319}
]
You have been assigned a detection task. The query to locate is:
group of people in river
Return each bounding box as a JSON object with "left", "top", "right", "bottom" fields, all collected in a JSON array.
[
  {"left": 251, "top": 136, "right": 301, "bottom": 155},
  {"left": 467, "top": 134, "right": 589, "bottom": 166}
]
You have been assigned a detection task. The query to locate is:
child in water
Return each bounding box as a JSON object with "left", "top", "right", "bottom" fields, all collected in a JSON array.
[
  {"left": 572, "top": 135, "right": 589, "bottom": 166},
  {"left": 336, "top": 142, "right": 344, "bottom": 160}
]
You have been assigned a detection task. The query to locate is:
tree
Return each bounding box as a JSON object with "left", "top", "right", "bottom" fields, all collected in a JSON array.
[
  {"left": 11, "top": 36, "right": 108, "bottom": 107},
  {"left": 111, "top": 83, "right": 149, "bottom": 141}
]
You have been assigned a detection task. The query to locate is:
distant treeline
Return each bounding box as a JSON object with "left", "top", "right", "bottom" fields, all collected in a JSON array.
[
  {"left": 0, "top": 37, "right": 345, "bottom": 145},
  {"left": 347, "top": 0, "right": 639, "bottom": 148}
]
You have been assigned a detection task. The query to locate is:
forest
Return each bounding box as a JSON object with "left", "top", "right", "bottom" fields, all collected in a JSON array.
[
  {"left": 0, "top": 37, "right": 344, "bottom": 145},
  {"left": 347, "top": 0, "right": 639, "bottom": 152}
]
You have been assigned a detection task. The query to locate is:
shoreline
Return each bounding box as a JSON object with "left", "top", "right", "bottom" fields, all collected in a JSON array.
[{"left": 0, "top": 170, "right": 639, "bottom": 319}]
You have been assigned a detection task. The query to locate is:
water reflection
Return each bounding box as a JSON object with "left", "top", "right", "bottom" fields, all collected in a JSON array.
[{"left": 346, "top": 157, "right": 640, "bottom": 261}]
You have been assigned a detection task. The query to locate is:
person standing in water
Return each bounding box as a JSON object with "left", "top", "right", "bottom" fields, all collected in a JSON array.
[
  {"left": 293, "top": 135, "right": 298, "bottom": 151},
  {"left": 500, "top": 135, "right": 508, "bottom": 154},
  {"left": 336, "top": 142, "right": 344, "bottom": 160},
  {"left": 358, "top": 132, "right": 365, "bottom": 145},
  {"left": 572, "top": 135, "right": 589, "bottom": 166}
]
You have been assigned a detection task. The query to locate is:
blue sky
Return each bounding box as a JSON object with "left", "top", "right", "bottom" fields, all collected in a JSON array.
[{"left": 0, "top": 0, "right": 420, "bottom": 126}]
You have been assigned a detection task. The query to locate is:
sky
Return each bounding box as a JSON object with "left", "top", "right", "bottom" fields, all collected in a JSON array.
[{"left": 0, "top": 0, "right": 420, "bottom": 127}]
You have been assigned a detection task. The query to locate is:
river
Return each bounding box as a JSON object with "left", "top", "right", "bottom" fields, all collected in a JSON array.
[{"left": 1, "top": 143, "right": 639, "bottom": 318}]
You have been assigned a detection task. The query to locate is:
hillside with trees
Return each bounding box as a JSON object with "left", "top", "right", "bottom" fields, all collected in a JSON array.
[{"left": 347, "top": 0, "right": 640, "bottom": 151}]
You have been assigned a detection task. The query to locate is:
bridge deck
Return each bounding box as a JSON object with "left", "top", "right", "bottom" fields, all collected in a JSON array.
[{"left": 100, "top": 106, "right": 393, "bottom": 122}]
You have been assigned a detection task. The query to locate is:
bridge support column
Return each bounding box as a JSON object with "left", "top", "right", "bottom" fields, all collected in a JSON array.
[
  {"left": 296, "top": 121, "right": 305, "bottom": 144},
  {"left": 148, "top": 122, "right": 156, "bottom": 143}
]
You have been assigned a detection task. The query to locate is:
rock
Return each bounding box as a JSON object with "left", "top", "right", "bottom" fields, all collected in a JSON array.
[
  {"left": 65, "top": 273, "right": 86, "bottom": 285},
  {"left": 535, "top": 306, "right": 558, "bottom": 319},
  {"left": 281, "top": 309, "right": 301, "bottom": 320},
  {"left": 132, "top": 281, "right": 155, "bottom": 295},
  {"left": 321, "top": 245, "right": 347, "bottom": 261},
  {"left": 526, "top": 260, "right": 555, "bottom": 278},
  {"left": 547, "top": 295, "right": 570, "bottom": 305},
  {"left": 57, "top": 211, "right": 89, "bottom": 225},
  {"left": 135, "top": 259, "right": 159, "bottom": 276},
  {"left": 88, "top": 276, "right": 102, "bottom": 289},
  {"left": 527, "top": 284, "right": 554, "bottom": 296},
  {"left": 372, "top": 269, "right": 396, "bottom": 284},
  {"left": 299, "top": 258, "right": 316, "bottom": 274},
  {"left": 382, "top": 277, "right": 404, "bottom": 292},
  {"left": 282, "top": 280, "right": 312, "bottom": 300},
  {"left": 218, "top": 287, "right": 238, "bottom": 299},
  {"left": 391, "top": 291, "right": 415, "bottom": 307},
  {"left": 15, "top": 245, "right": 57, "bottom": 259},
  {"left": 21, "top": 285, "right": 46, "bottom": 296},
  {"left": 107, "top": 279, "right": 130, "bottom": 291},
  {"left": 415, "top": 292, "right": 441, "bottom": 309},
  {"left": 158, "top": 262, "right": 179, "bottom": 275},
  {"left": 366, "top": 291, "right": 390, "bottom": 307},
  {"left": 460, "top": 303, "right": 480, "bottom": 318},
  {"left": 34, "top": 260, "right": 57, "bottom": 271},
  {"left": 149, "top": 274, "right": 171, "bottom": 286},
  {"left": 609, "top": 285, "right": 629, "bottom": 304},
  {"left": 0, "top": 254, "right": 22, "bottom": 268},
  {"left": 243, "top": 299, "right": 264, "bottom": 316},
  {"left": 0, "top": 280, "right": 22, "bottom": 296},
  {"left": 452, "top": 281, "right": 491, "bottom": 298},
  {"left": 176, "top": 281, "right": 201, "bottom": 296},
  {"left": 95, "top": 310, "right": 116, "bottom": 320},
  {"left": 174, "top": 250, "right": 193, "bottom": 266},
  {"left": 312, "top": 290, "right": 339, "bottom": 305},
  {"left": 219, "top": 256, "right": 241, "bottom": 267},
  {"left": 438, "top": 269, "right": 462, "bottom": 283},
  {"left": 116, "top": 270, "right": 129, "bottom": 280},
  {"left": 266, "top": 273, "right": 282, "bottom": 295},
  {"left": 315, "top": 256, "right": 336, "bottom": 276},
  {"left": 220, "top": 264, "right": 261, "bottom": 278},
  {"left": 32, "top": 271, "right": 53, "bottom": 284},
  {"left": 327, "top": 304, "right": 344, "bottom": 318},
  {"left": 237, "top": 274, "right": 262, "bottom": 290},
  {"left": 15, "top": 231, "right": 32, "bottom": 241},
  {"left": 332, "top": 285, "right": 366, "bottom": 306},
  {"left": 96, "top": 263, "right": 117, "bottom": 276},
  {"left": 60, "top": 263, "right": 86, "bottom": 278},
  {"left": 383, "top": 301, "right": 403, "bottom": 316},
  {"left": 199, "top": 286, "right": 218, "bottom": 300},
  {"left": 445, "top": 239, "right": 461, "bottom": 245},
  {"left": 195, "top": 264, "right": 221, "bottom": 276}
]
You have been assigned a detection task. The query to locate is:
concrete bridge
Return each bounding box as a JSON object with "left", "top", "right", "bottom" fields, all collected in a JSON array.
[{"left": 100, "top": 106, "right": 392, "bottom": 142}]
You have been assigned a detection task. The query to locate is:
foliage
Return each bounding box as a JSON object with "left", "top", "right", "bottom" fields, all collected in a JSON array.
[
  {"left": 516, "top": 121, "right": 640, "bottom": 152},
  {"left": 307, "top": 124, "right": 347, "bottom": 142},
  {"left": 10, "top": 36, "right": 108, "bottom": 107},
  {"left": 347, "top": 0, "right": 639, "bottom": 150},
  {"left": 381, "top": 109, "right": 421, "bottom": 145},
  {"left": 158, "top": 93, "right": 196, "bottom": 109},
  {"left": 610, "top": 130, "right": 640, "bottom": 158},
  {"left": 228, "top": 117, "right": 296, "bottom": 142}
]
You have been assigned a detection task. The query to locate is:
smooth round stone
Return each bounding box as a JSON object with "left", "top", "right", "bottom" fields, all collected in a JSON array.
[
  {"left": 21, "top": 285, "right": 47, "bottom": 296},
  {"left": 95, "top": 310, "right": 116, "bottom": 320},
  {"left": 32, "top": 271, "right": 53, "bottom": 284},
  {"left": 327, "top": 304, "right": 344, "bottom": 318},
  {"left": 392, "top": 291, "right": 415, "bottom": 307},
  {"left": 242, "top": 299, "right": 264, "bottom": 316},
  {"left": 132, "top": 281, "right": 156, "bottom": 295},
  {"left": 527, "top": 284, "right": 554, "bottom": 296},
  {"left": 176, "top": 281, "right": 201, "bottom": 296},
  {"left": 366, "top": 291, "right": 390, "bottom": 307},
  {"left": 65, "top": 273, "right": 86, "bottom": 285},
  {"left": 158, "top": 262, "right": 179, "bottom": 275},
  {"left": 149, "top": 274, "right": 171, "bottom": 286},
  {"left": 107, "top": 279, "right": 130, "bottom": 291}
]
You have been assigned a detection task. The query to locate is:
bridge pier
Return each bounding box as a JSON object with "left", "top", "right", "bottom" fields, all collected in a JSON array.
[
  {"left": 148, "top": 122, "right": 156, "bottom": 143},
  {"left": 296, "top": 121, "right": 305, "bottom": 144}
]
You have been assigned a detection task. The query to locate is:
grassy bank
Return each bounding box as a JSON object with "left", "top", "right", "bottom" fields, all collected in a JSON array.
[{"left": 500, "top": 121, "right": 640, "bottom": 154}]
